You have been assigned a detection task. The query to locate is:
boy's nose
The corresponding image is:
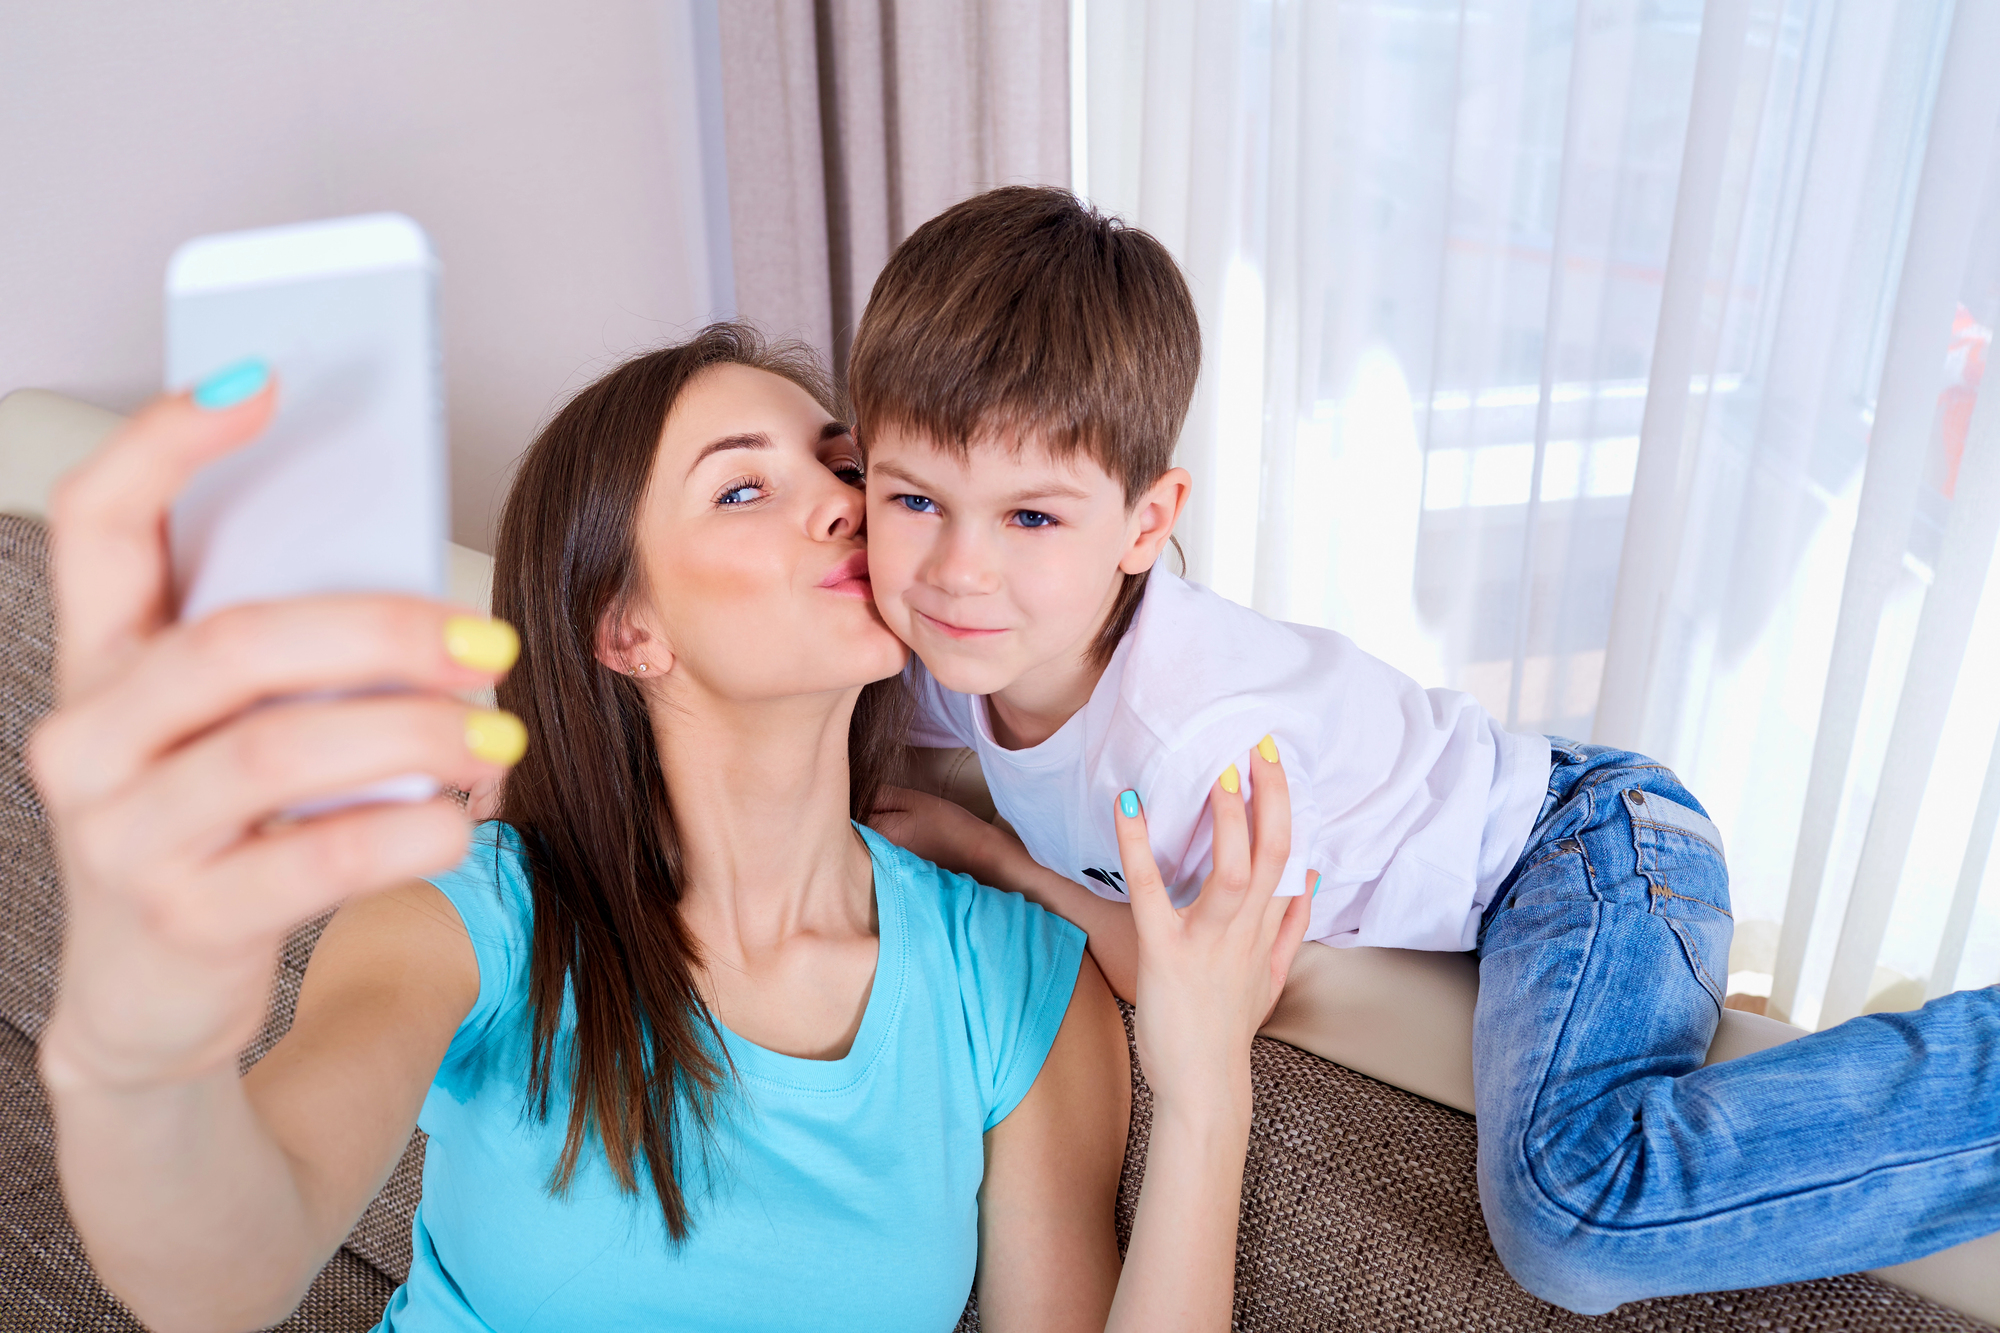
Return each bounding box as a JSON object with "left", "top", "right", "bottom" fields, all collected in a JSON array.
[{"left": 926, "top": 531, "right": 1002, "bottom": 596}]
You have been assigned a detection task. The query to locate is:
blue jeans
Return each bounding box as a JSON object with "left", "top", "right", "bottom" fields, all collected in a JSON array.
[{"left": 1473, "top": 738, "right": 2000, "bottom": 1314}]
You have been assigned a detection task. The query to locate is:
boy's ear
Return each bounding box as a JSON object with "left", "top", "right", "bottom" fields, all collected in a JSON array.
[
  {"left": 1119, "top": 467, "right": 1191, "bottom": 575},
  {"left": 593, "top": 602, "right": 674, "bottom": 679}
]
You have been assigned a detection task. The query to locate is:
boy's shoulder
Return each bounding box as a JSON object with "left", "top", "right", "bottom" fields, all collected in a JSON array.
[{"left": 1119, "top": 571, "right": 1362, "bottom": 716}]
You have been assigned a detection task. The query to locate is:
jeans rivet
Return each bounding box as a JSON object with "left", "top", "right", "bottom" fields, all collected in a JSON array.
[{"left": 1627, "top": 790, "right": 1645, "bottom": 805}]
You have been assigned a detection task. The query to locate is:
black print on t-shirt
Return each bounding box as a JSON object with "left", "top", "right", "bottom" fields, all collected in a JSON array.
[{"left": 1082, "top": 867, "right": 1127, "bottom": 895}]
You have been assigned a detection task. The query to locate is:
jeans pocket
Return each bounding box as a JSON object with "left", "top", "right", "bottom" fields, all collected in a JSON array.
[{"left": 1663, "top": 913, "right": 1732, "bottom": 1008}]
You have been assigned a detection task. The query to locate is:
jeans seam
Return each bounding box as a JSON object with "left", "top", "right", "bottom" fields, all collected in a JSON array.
[
  {"left": 1513, "top": 896, "right": 1605, "bottom": 1215},
  {"left": 1513, "top": 833, "right": 1603, "bottom": 1180}
]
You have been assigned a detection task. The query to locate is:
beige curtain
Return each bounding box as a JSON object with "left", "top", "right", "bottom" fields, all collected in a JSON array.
[{"left": 716, "top": 0, "right": 1071, "bottom": 374}]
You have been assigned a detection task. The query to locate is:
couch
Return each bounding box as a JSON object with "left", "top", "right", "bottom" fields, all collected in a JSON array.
[{"left": 1, "top": 388, "right": 1992, "bottom": 1330}]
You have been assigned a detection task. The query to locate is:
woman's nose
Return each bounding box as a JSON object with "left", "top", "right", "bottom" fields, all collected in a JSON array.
[{"left": 809, "top": 471, "right": 864, "bottom": 541}]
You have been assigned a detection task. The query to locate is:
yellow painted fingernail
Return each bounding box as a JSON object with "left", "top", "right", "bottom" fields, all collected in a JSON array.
[
  {"left": 1257, "top": 734, "right": 1279, "bottom": 763},
  {"left": 1220, "top": 764, "right": 1240, "bottom": 794},
  {"left": 445, "top": 616, "right": 519, "bottom": 673},
  {"left": 465, "top": 709, "right": 528, "bottom": 765}
]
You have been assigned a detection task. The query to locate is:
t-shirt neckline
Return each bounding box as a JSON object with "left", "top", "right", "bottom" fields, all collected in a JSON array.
[
  {"left": 713, "top": 824, "right": 907, "bottom": 1095},
  {"left": 971, "top": 638, "right": 1137, "bottom": 772}
]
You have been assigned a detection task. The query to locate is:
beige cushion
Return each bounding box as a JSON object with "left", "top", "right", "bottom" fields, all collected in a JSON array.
[{"left": 0, "top": 388, "right": 496, "bottom": 614}]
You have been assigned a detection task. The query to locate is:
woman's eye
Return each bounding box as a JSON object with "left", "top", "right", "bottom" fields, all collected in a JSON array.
[
  {"left": 1012, "top": 510, "right": 1057, "bottom": 529},
  {"left": 896, "top": 494, "right": 939, "bottom": 515},
  {"left": 717, "top": 481, "right": 767, "bottom": 506},
  {"left": 832, "top": 462, "right": 865, "bottom": 487}
]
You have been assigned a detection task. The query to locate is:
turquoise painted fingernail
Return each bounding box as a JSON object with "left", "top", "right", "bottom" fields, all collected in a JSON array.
[
  {"left": 191, "top": 358, "right": 269, "bottom": 410},
  {"left": 1119, "top": 790, "right": 1140, "bottom": 818},
  {"left": 1309, "top": 870, "right": 1322, "bottom": 897}
]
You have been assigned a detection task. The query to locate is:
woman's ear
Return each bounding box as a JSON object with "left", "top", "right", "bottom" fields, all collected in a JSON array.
[
  {"left": 594, "top": 604, "right": 673, "bottom": 679},
  {"left": 1118, "top": 467, "right": 1192, "bottom": 575}
]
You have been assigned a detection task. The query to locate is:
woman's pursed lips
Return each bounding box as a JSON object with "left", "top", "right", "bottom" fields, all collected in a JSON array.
[{"left": 819, "top": 550, "right": 872, "bottom": 598}]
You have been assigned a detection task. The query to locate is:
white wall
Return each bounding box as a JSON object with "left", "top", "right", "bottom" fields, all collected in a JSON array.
[{"left": 0, "top": 1, "right": 731, "bottom": 550}]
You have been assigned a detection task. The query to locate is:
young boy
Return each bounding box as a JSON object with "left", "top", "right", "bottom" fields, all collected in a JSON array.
[{"left": 850, "top": 186, "right": 2000, "bottom": 1314}]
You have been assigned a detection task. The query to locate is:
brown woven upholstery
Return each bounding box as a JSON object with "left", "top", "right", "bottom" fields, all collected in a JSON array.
[
  {"left": 0, "top": 511, "right": 1988, "bottom": 1331},
  {"left": 0, "top": 514, "right": 59, "bottom": 1045},
  {"left": 0, "top": 1020, "right": 398, "bottom": 1332}
]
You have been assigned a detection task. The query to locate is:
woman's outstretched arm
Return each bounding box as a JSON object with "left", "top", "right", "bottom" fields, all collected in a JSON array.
[{"left": 32, "top": 386, "right": 518, "bottom": 1332}]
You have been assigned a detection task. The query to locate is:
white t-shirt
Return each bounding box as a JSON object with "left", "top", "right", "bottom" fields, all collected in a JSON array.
[{"left": 905, "top": 570, "right": 1552, "bottom": 951}]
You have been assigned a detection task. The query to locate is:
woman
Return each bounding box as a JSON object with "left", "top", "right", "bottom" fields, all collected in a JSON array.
[{"left": 31, "top": 324, "right": 1304, "bottom": 1331}]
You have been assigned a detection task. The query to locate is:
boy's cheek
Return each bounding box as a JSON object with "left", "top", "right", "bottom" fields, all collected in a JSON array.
[{"left": 869, "top": 582, "right": 916, "bottom": 639}]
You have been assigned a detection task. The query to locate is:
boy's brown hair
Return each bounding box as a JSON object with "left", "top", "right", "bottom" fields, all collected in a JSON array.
[{"left": 848, "top": 185, "right": 1200, "bottom": 665}]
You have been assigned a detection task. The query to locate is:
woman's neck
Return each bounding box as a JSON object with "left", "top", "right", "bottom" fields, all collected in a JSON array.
[{"left": 650, "top": 685, "right": 874, "bottom": 952}]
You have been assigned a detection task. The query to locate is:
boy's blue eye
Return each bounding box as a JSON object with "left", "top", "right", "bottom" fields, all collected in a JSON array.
[
  {"left": 1013, "top": 510, "right": 1056, "bottom": 529},
  {"left": 896, "top": 494, "right": 939, "bottom": 515}
]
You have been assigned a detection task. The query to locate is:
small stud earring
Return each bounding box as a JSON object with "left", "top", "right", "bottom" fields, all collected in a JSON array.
[{"left": 633, "top": 662, "right": 648, "bottom": 674}]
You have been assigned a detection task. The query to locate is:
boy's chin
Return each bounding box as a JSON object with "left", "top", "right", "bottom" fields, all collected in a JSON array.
[{"left": 906, "top": 637, "right": 1024, "bottom": 697}]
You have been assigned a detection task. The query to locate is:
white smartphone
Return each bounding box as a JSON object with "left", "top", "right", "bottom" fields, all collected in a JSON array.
[{"left": 166, "top": 213, "right": 448, "bottom": 813}]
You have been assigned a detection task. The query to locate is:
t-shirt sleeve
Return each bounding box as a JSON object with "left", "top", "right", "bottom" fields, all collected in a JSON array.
[
  {"left": 422, "top": 820, "right": 533, "bottom": 1068},
  {"left": 903, "top": 658, "right": 977, "bottom": 750},
  {"left": 939, "top": 873, "right": 1087, "bottom": 1131}
]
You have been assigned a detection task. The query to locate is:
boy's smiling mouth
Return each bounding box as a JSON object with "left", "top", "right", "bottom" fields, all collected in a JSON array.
[{"left": 914, "top": 607, "right": 1009, "bottom": 640}]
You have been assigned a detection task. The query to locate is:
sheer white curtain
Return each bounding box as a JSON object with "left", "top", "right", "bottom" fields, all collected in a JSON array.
[{"left": 1076, "top": 0, "right": 2000, "bottom": 1030}]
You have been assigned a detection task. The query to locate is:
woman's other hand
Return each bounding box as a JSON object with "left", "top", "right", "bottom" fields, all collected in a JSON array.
[
  {"left": 1114, "top": 739, "right": 1311, "bottom": 1114},
  {"left": 30, "top": 381, "right": 523, "bottom": 1093},
  {"left": 1103, "top": 738, "right": 1311, "bottom": 1333}
]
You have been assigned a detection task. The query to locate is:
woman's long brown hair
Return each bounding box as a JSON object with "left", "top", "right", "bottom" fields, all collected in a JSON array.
[{"left": 490, "top": 323, "right": 908, "bottom": 1242}]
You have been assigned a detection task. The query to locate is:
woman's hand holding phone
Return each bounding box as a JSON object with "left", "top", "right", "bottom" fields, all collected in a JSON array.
[
  {"left": 1104, "top": 740, "right": 1311, "bottom": 1333},
  {"left": 30, "top": 379, "right": 523, "bottom": 1094}
]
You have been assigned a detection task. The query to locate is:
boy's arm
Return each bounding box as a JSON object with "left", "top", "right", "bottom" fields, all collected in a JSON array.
[
  {"left": 965, "top": 820, "right": 1140, "bottom": 1004},
  {"left": 870, "top": 784, "right": 1140, "bottom": 1002}
]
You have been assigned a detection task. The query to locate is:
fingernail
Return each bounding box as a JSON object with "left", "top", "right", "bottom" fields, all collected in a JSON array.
[
  {"left": 1257, "top": 734, "right": 1279, "bottom": 764},
  {"left": 445, "top": 616, "right": 520, "bottom": 673},
  {"left": 191, "top": 358, "right": 270, "bottom": 410},
  {"left": 465, "top": 709, "right": 528, "bottom": 765},
  {"left": 1220, "top": 764, "right": 1240, "bottom": 795},
  {"left": 1309, "top": 870, "right": 1322, "bottom": 897},
  {"left": 1119, "top": 789, "right": 1140, "bottom": 819}
]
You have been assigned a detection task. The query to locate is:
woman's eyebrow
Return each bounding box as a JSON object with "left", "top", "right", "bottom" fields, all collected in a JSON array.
[
  {"left": 687, "top": 423, "right": 850, "bottom": 480},
  {"left": 685, "top": 432, "right": 770, "bottom": 479}
]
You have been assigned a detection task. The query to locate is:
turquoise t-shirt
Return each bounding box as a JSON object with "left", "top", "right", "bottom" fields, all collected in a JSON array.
[{"left": 374, "top": 821, "right": 1084, "bottom": 1333}]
